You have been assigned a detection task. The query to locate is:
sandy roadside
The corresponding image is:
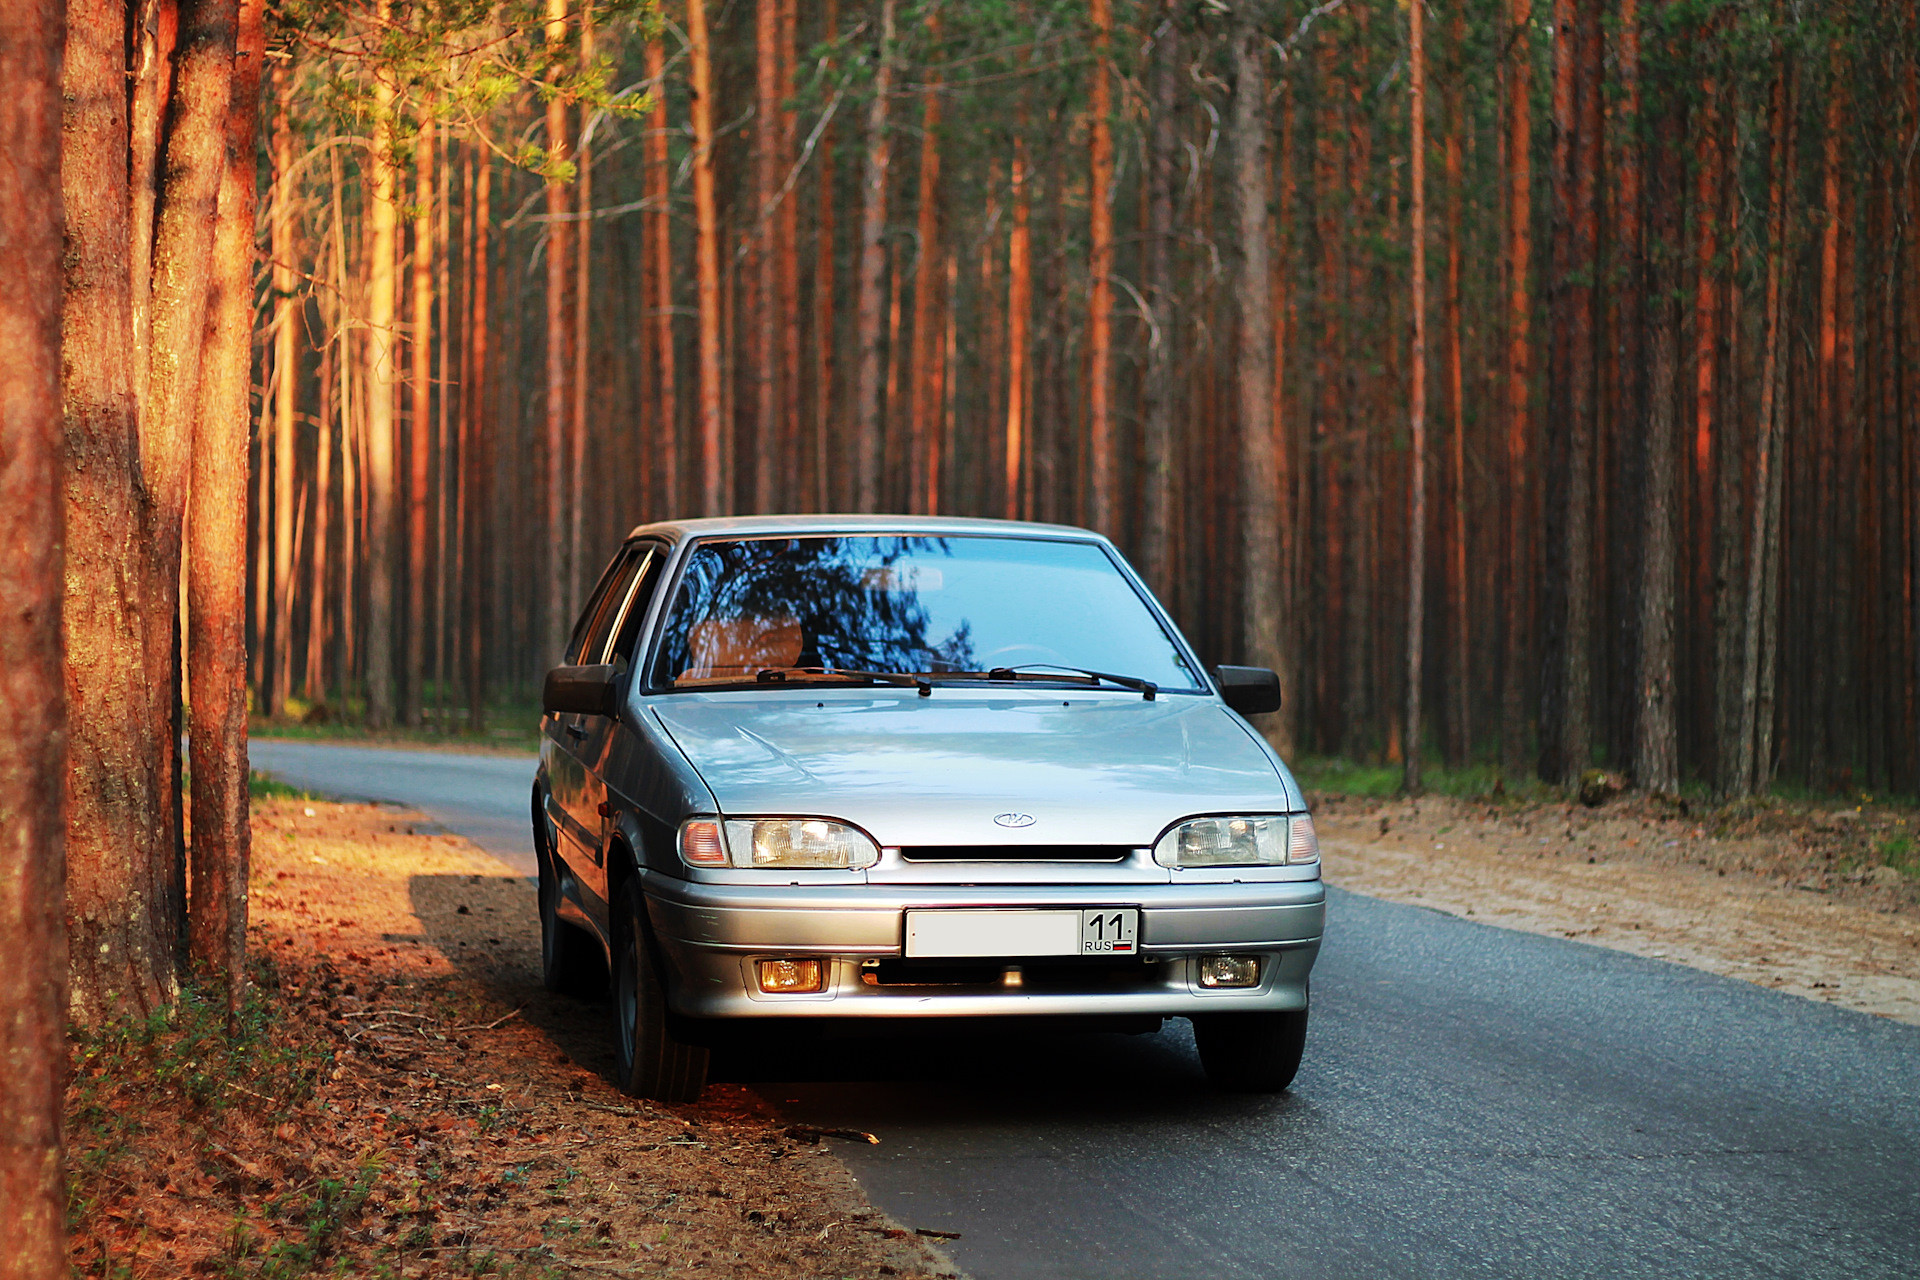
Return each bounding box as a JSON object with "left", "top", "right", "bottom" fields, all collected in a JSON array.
[{"left": 1314, "top": 794, "right": 1920, "bottom": 1025}]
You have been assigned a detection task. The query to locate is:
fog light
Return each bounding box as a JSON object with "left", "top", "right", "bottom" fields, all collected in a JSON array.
[
  {"left": 756, "top": 958, "right": 826, "bottom": 993},
  {"left": 1196, "top": 954, "right": 1261, "bottom": 988}
]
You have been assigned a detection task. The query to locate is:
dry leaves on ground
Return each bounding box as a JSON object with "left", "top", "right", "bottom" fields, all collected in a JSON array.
[{"left": 67, "top": 796, "right": 954, "bottom": 1280}]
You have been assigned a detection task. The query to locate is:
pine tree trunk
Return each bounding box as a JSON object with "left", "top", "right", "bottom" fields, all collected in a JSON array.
[
  {"left": 1406, "top": 0, "right": 1429, "bottom": 794},
  {"left": 1501, "top": 0, "right": 1535, "bottom": 779},
  {"left": 813, "top": 0, "right": 838, "bottom": 509},
  {"left": 573, "top": 29, "right": 593, "bottom": 582},
  {"left": 777, "top": 0, "right": 802, "bottom": 507},
  {"left": 1004, "top": 118, "right": 1031, "bottom": 520},
  {"left": 544, "top": 0, "right": 573, "bottom": 659},
  {"left": 61, "top": 0, "right": 179, "bottom": 1025},
  {"left": 852, "top": 0, "right": 895, "bottom": 512},
  {"left": 128, "top": 0, "right": 178, "bottom": 428},
  {"left": 363, "top": 0, "right": 399, "bottom": 726},
  {"left": 186, "top": 0, "right": 263, "bottom": 1003},
  {"left": 1227, "top": 4, "right": 1282, "bottom": 731},
  {"left": 646, "top": 38, "right": 678, "bottom": 517},
  {"left": 465, "top": 152, "right": 492, "bottom": 731},
  {"left": 269, "top": 67, "right": 297, "bottom": 718},
  {"left": 688, "top": 0, "right": 726, "bottom": 515},
  {"left": 407, "top": 112, "right": 435, "bottom": 724},
  {"left": 1442, "top": 7, "right": 1469, "bottom": 768},
  {"left": 1086, "top": 0, "right": 1114, "bottom": 533},
  {"left": 0, "top": 0, "right": 67, "bottom": 1258},
  {"left": 1139, "top": 10, "right": 1178, "bottom": 599},
  {"left": 752, "top": 0, "right": 779, "bottom": 511},
  {"left": 908, "top": 12, "right": 945, "bottom": 513},
  {"left": 1634, "top": 32, "right": 1680, "bottom": 797}
]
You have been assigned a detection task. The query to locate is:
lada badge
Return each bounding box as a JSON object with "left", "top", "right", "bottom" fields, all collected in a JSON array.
[{"left": 993, "top": 812, "right": 1037, "bottom": 829}]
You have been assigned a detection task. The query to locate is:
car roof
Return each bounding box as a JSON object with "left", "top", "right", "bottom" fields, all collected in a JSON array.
[{"left": 622, "top": 513, "right": 1112, "bottom": 545}]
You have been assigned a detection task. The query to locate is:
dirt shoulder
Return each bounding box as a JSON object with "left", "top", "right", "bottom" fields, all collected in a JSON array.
[
  {"left": 1313, "top": 792, "right": 1920, "bottom": 1024},
  {"left": 69, "top": 797, "right": 955, "bottom": 1279}
]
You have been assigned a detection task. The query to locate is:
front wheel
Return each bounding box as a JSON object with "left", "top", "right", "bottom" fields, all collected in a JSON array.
[
  {"left": 611, "top": 880, "right": 710, "bottom": 1102},
  {"left": 1192, "top": 1003, "right": 1308, "bottom": 1093}
]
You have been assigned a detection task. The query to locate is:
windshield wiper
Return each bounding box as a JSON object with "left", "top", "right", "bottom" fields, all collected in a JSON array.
[
  {"left": 932, "top": 664, "right": 1158, "bottom": 701},
  {"left": 755, "top": 666, "right": 932, "bottom": 697}
]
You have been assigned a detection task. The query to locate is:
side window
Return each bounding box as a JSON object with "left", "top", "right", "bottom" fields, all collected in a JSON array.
[
  {"left": 567, "top": 548, "right": 639, "bottom": 666},
  {"left": 602, "top": 543, "right": 667, "bottom": 672}
]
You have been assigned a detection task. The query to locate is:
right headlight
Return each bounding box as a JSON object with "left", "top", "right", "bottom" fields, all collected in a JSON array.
[{"left": 1152, "top": 814, "right": 1319, "bottom": 868}]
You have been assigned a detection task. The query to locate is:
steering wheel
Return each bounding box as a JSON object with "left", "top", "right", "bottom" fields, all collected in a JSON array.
[{"left": 979, "top": 643, "right": 1064, "bottom": 668}]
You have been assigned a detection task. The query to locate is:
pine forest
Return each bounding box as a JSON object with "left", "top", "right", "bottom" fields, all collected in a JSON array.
[{"left": 227, "top": 0, "right": 1916, "bottom": 799}]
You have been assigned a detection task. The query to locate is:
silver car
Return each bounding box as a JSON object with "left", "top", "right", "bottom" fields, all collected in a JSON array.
[{"left": 534, "top": 516, "right": 1324, "bottom": 1101}]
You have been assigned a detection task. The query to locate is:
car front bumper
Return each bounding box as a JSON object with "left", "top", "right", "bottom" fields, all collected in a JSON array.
[{"left": 641, "top": 872, "right": 1324, "bottom": 1019}]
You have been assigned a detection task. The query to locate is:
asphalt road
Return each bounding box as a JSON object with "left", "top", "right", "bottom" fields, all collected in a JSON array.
[{"left": 250, "top": 739, "right": 1920, "bottom": 1280}]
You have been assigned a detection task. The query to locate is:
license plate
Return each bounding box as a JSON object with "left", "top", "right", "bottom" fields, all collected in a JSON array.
[{"left": 904, "top": 909, "right": 1139, "bottom": 958}]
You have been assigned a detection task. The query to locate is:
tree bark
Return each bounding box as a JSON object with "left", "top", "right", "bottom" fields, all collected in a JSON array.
[
  {"left": 0, "top": 1, "right": 70, "bottom": 1269},
  {"left": 908, "top": 10, "right": 945, "bottom": 513},
  {"left": 813, "top": 0, "right": 838, "bottom": 509},
  {"left": 752, "top": 0, "right": 780, "bottom": 511},
  {"left": 1500, "top": 0, "right": 1535, "bottom": 780},
  {"left": 1139, "top": 9, "right": 1179, "bottom": 599},
  {"left": 777, "top": 0, "right": 802, "bottom": 507},
  {"left": 645, "top": 37, "right": 677, "bottom": 517},
  {"left": 1442, "top": 6, "right": 1469, "bottom": 768},
  {"left": 61, "top": 0, "right": 178, "bottom": 1024},
  {"left": 363, "top": 0, "right": 399, "bottom": 725},
  {"left": 688, "top": 0, "right": 726, "bottom": 514},
  {"left": 269, "top": 66, "right": 297, "bottom": 718},
  {"left": 1406, "top": 0, "right": 1428, "bottom": 794},
  {"left": 144, "top": 0, "right": 238, "bottom": 967},
  {"left": 1004, "top": 102, "right": 1031, "bottom": 521},
  {"left": 186, "top": 0, "right": 262, "bottom": 1002},
  {"left": 1086, "top": 0, "right": 1114, "bottom": 533},
  {"left": 852, "top": 0, "right": 895, "bottom": 512},
  {"left": 1634, "top": 16, "right": 1680, "bottom": 797},
  {"left": 545, "top": 0, "right": 573, "bottom": 658},
  {"left": 408, "top": 110, "right": 435, "bottom": 724},
  {"left": 1228, "top": 4, "right": 1282, "bottom": 732},
  {"left": 465, "top": 151, "right": 492, "bottom": 731}
]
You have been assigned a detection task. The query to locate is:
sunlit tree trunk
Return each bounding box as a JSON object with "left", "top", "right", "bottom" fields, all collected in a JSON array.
[
  {"left": 645, "top": 37, "right": 677, "bottom": 516},
  {"left": 813, "top": 0, "right": 838, "bottom": 509},
  {"left": 777, "top": 0, "right": 802, "bottom": 506},
  {"left": 688, "top": 0, "right": 725, "bottom": 514},
  {"left": 186, "top": 0, "right": 262, "bottom": 1003},
  {"left": 573, "top": 20, "right": 594, "bottom": 572},
  {"left": 407, "top": 109, "right": 435, "bottom": 724},
  {"left": 269, "top": 66, "right": 297, "bottom": 718},
  {"left": 0, "top": 0, "right": 68, "bottom": 1261},
  {"left": 363, "top": 0, "right": 399, "bottom": 726},
  {"left": 852, "top": 0, "right": 895, "bottom": 512},
  {"left": 465, "top": 151, "right": 492, "bottom": 731},
  {"left": 1138, "top": 9, "right": 1178, "bottom": 598},
  {"left": 544, "top": 0, "right": 573, "bottom": 658},
  {"left": 1004, "top": 117, "right": 1031, "bottom": 521}
]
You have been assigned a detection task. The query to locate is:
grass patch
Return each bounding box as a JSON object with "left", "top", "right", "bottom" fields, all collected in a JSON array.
[
  {"left": 248, "top": 771, "right": 314, "bottom": 801},
  {"left": 1291, "top": 754, "right": 1559, "bottom": 802},
  {"left": 251, "top": 689, "right": 541, "bottom": 754}
]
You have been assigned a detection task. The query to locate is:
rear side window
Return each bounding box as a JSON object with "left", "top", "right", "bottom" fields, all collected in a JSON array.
[{"left": 601, "top": 543, "right": 666, "bottom": 671}]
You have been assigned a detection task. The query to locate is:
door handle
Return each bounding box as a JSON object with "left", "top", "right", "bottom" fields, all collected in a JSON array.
[{"left": 564, "top": 723, "right": 586, "bottom": 740}]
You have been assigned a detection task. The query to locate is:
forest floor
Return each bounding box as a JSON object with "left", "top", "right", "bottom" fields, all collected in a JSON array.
[
  {"left": 1313, "top": 790, "right": 1920, "bottom": 1024},
  {"left": 66, "top": 794, "right": 956, "bottom": 1280}
]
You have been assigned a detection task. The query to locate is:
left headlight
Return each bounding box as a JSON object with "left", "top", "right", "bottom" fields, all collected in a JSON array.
[
  {"left": 1153, "top": 814, "right": 1319, "bottom": 868},
  {"left": 706, "top": 818, "right": 880, "bottom": 869}
]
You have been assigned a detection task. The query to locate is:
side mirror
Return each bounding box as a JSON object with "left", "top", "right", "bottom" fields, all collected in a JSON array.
[
  {"left": 1213, "top": 665, "right": 1282, "bottom": 716},
  {"left": 543, "top": 663, "right": 620, "bottom": 717}
]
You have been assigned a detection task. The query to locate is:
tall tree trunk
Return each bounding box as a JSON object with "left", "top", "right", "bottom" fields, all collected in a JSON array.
[
  {"left": 465, "top": 152, "right": 492, "bottom": 731},
  {"left": 1501, "top": 0, "right": 1535, "bottom": 779},
  {"left": 269, "top": 66, "right": 297, "bottom": 718},
  {"left": 1004, "top": 112, "right": 1031, "bottom": 520},
  {"left": 646, "top": 37, "right": 678, "bottom": 516},
  {"left": 144, "top": 0, "right": 238, "bottom": 959},
  {"left": 1086, "top": 0, "right": 1115, "bottom": 533},
  {"left": 61, "top": 0, "right": 177, "bottom": 1024},
  {"left": 777, "top": 0, "right": 802, "bottom": 507},
  {"left": 852, "top": 0, "right": 895, "bottom": 512},
  {"left": 128, "top": 0, "right": 177, "bottom": 427},
  {"left": 1406, "top": 0, "right": 1428, "bottom": 794},
  {"left": 544, "top": 0, "right": 573, "bottom": 659},
  {"left": 573, "top": 18, "right": 593, "bottom": 581},
  {"left": 363, "top": 0, "right": 399, "bottom": 726},
  {"left": 813, "top": 0, "right": 838, "bottom": 508},
  {"left": 1228, "top": 4, "right": 1282, "bottom": 730},
  {"left": 1442, "top": 6, "right": 1469, "bottom": 768},
  {"left": 688, "top": 0, "right": 725, "bottom": 514},
  {"left": 1635, "top": 20, "right": 1681, "bottom": 796},
  {"left": 908, "top": 11, "right": 944, "bottom": 513},
  {"left": 407, "top": 110, "right": 434, "bottom": 724},
  {"left": 186, "top": 0, "right": 262, "bottom": 1002},
  {"left": 752, "top": 0, "right": 779, "bottom": 510},
  {"left": 1139, "top": 9, "right": 1179, "bottom": 599},
  {"left": 0, "top": 0, "right": 67, "bottom": 1262}
]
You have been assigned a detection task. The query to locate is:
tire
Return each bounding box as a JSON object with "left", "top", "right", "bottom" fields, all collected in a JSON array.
[
  {"left": 537, "top": 840, "right": 602, "bottom": 997},
  {"left": 611, "top": 879, "right": 710, "bottom": 1102},
  {"left": 1193, "top": 1002, "right": 1308, "bottom": 1093}
]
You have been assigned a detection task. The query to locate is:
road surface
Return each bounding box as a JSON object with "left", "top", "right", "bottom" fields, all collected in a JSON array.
[{"left": 250, "top": 739, "right": 1920, "bottom": 1279}]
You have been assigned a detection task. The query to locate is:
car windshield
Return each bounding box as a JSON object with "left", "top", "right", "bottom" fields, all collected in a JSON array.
[{"left": 648, "top": 535, "right": 1204, "bottom": 691}]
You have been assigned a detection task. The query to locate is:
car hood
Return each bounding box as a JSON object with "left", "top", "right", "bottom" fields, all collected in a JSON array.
[{"left": 647, "top": 689, "right": 1300, "bottom": 848}]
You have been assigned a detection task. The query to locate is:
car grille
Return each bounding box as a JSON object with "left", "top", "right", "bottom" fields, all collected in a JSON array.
[{"left": 898, "top": 844, "right": 1135, "bottom": 862}]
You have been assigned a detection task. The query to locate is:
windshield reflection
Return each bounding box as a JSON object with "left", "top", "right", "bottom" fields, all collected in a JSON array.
[{"left": 648, "top": 535, "right": 1202, "bottom": 692}]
